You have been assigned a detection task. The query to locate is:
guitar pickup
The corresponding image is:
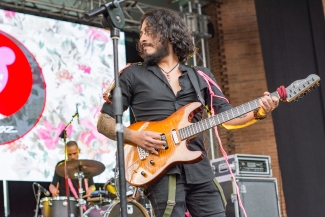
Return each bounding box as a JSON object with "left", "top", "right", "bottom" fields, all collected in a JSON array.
[
  {"left": 171, "top": 130, "right": 179, "bottom": 145},
  {"left": 161, "top": 134, "right": 168, "bottom": 150}
]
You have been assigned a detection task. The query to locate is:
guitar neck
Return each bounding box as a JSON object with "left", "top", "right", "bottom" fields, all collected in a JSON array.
[{"left": 179, "top": 91, "right": 279, "bottom": 140}]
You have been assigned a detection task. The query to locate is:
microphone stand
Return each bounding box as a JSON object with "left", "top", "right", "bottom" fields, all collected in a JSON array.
[
  {"left": 59, "top": 111, "right": 79, "bottom": 217},
  {"left": 85, "top": 1, "right": 127, "bottom": 216}
]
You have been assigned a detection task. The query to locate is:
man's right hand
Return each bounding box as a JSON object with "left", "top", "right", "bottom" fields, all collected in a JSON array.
[
  {"left": 49, "top": 183, "right": 59, "bottom": 197},
  {"left": 132, "top": 130, "right": 167, "bottom": 155}
]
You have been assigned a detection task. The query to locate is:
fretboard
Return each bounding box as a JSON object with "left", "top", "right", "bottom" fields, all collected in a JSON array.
[{"left": 179, "top": 91, "right": 278, "bottom": 140}]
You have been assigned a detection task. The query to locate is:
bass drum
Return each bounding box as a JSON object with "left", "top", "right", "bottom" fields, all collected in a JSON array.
[{"left": 84, "top": 199, "right": 149, "bottom": 217}]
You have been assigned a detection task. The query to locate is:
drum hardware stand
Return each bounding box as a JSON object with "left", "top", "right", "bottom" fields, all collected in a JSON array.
[
  {"left": 59, "top": 107, "right": 79, "bottom": 217},
  {"left": 114, "top": 162, "right": 120, "bottom": 199},
  {"left": 131, "top": 186, "right": 138, "bottom": 200},
  {"left": 85, "top": 2, "right": 127, "bottom": 216},
  {"left": 138, "top": 188, "right": 154, "bottom": 217},
  {"left": 98, "top": 187, "right": 103, "bottom": 203},
  {"left": 83, "top": 204, "right": 100, "bottom": 217},
  {"left": 75, "top": 170, "right": 85, "bottom": 217},
  {"left": 34, "top": 185, "right": 42, "bottom": 217},
  {"left": 146, "top": 201, "right": 154, "bottom": 217}
]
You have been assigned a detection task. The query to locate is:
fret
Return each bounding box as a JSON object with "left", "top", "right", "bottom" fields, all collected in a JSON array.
[
  {"left": 212, "top": 116, "right": 217, "bottom": 126},
  {"left": 203, "top": 119, "right": 209, "bottom": 130},
  {"left": 189, "top": 125, "right": 194, "bottom": 136},
  {"left": 187, "top": 127, "right": 191, "bottom": 137},
  {"left": 200, "top": 120, "right": 205, "bottom": 132},
  {"left": 193, "top": 124, "right": 198, "bottom": 134},
  {"left": 217, "top": 114, "right": 221, "bottom": 124},
  {"left": 195, "top": 122, "right": 199, "bottom": 133},
  {"left": 205, "top": 117, "right": 213, "bottom": 129},
  {"left": 210, "top": 116, "right": 215, "bottom": 128},
  {"left": 184, "top": 127, "right": 189, "bottom": 138},
  {"left": 198, "top": 121, "right": 202, "bottom": 132},
  {"left": 254, "top": 99, "right": 258, "bottom": 108},
  {"left": 226, "top": 110, "right": 230, "bottom": 120},
  {"left": 189, "top": 126, "right": 194, "bottom": 135},
  {"left": 209, "top": 118, "right": 213, "bottom": 128},
  {"left": 193, "top": 124, "right": 201, "bottom": 134},
  {"left": 240, "top": 104, "right": 245, "bottom": 115}
]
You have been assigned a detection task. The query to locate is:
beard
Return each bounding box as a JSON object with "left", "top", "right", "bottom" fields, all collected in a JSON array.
[{"left": 142, "top": 41, "right": 170, "bottom": 65}]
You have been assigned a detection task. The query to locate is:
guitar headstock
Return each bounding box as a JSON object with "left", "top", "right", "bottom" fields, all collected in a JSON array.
[{"left": 285, "top": 74, "right": 320, "bottom": 102}]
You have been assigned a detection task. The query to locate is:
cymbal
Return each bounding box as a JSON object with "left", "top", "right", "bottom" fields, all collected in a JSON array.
[{"left": 55, "top": 159, "right": 105, "bottom": 179}]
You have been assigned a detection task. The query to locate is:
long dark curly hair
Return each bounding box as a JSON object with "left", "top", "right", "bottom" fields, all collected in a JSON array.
[{"left": 137, "top": 8, "right": 195, "bottom": 64}]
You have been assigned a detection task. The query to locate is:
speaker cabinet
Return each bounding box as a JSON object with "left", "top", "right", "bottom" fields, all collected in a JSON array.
[{"left": 218, "top": 176, "right": 281, "bottom": 217}]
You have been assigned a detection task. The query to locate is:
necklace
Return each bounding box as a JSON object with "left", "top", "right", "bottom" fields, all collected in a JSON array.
[{"left": 158, "top": 62, "right": 179, "bottom": 82}]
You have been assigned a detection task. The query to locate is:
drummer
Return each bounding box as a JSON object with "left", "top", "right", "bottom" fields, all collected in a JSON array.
[{"left": 49, "top": 141, "right": 96, "bottom": 198}]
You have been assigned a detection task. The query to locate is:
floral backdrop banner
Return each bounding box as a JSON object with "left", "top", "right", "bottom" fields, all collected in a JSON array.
[{"left": 0, "top": 9, "right": 128, "bottom": 183}]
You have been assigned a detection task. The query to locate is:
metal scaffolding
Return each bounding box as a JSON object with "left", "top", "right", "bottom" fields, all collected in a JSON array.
[
  {"left": 181, "top": 0, "right": 216, "bottom": 159},
  {"left": 0, "top": 0, "right": 164, "bottom": 32}
]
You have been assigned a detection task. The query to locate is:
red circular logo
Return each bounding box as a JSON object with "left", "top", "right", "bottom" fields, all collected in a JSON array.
[{"left": 0, "top": 30, "right": 46, "bottom": 144}]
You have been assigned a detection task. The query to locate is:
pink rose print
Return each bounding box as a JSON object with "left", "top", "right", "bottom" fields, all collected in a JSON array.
[
  {"left": 74, "top": 83, "right": 83, "bottom": 94},
  {"left": 56, "top": 69, "right": 73, "bottom": 81},
  {"left": 78, "top": 64, "right": 91, "bottom": 74},
  {"left": 79, "top": 117, "right": 110, "bottom": 159},
  {"left": 86, "top": 28, "right": 109, "bottom": 42},
  {"left": 37, "top": 120, "right": 73, "bottom": 150},
  {"left": 3, "top": 140, "right": 28, "bottom": 153},
  {"left": 4, "top": 11, "right": 16, "bottom": 18},
  {"left": 0, "top": 46, "right": 16, "bottom": 93}
]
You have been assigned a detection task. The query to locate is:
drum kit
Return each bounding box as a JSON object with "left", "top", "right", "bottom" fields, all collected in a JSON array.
[{"left": 38, "top": 159, "right": 153, "bottom": 217}]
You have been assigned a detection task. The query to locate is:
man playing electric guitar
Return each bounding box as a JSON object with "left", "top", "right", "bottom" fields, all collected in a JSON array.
[{"left": 97, "top": 8, "right": 279, "bottom": 217}]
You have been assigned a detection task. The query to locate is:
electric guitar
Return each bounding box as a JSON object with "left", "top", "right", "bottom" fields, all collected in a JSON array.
[{"left": 124, "top": 74, "right": 320, "bottom": 188}]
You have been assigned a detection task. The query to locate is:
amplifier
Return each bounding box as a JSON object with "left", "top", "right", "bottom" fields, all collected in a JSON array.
[
  {"left": 210, "top": 154, "right": 272, "bottom": 178},
  {"left": 217, "top": 176, "right": 281, "bottom": 217}
]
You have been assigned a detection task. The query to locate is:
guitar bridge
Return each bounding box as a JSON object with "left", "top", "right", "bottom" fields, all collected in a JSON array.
[{"left": 137, "top": 146, "right": 149, "bottom": 160}]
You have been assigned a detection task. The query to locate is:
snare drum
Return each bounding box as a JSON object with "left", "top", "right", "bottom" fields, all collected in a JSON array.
[
  {"left": 40, "top": 196, "right": 79, "bottom": 217},
  {"left": 84, "top": 199, "right": 149, "bottom": 217}
]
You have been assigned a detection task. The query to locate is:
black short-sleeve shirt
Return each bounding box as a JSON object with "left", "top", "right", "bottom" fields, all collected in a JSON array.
[{"left": 101, "top": 63, "right": 232, "bottom": 184}]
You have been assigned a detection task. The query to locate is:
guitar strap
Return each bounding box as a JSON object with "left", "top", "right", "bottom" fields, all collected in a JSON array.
[
  {"left": 213, "top": 178, "right": 227, "bottom": 208},
  {"left": 188, "top": 66, "right": 205, "bottom": 107},
  {"left": 162, "top": 174, "right": 176, "bottom": 217},
  {"left": 189, "top": 66, "right": 227, "bottom": 208}
]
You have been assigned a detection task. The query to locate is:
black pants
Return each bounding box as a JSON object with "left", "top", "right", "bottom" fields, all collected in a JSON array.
[{"left": 144, "top": 174, "right": 226, "bottom": 217}]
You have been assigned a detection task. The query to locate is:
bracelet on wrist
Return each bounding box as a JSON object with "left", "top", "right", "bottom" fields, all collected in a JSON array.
[{"left": 254, "top": 108, "right": 267, "bottom": 120}]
